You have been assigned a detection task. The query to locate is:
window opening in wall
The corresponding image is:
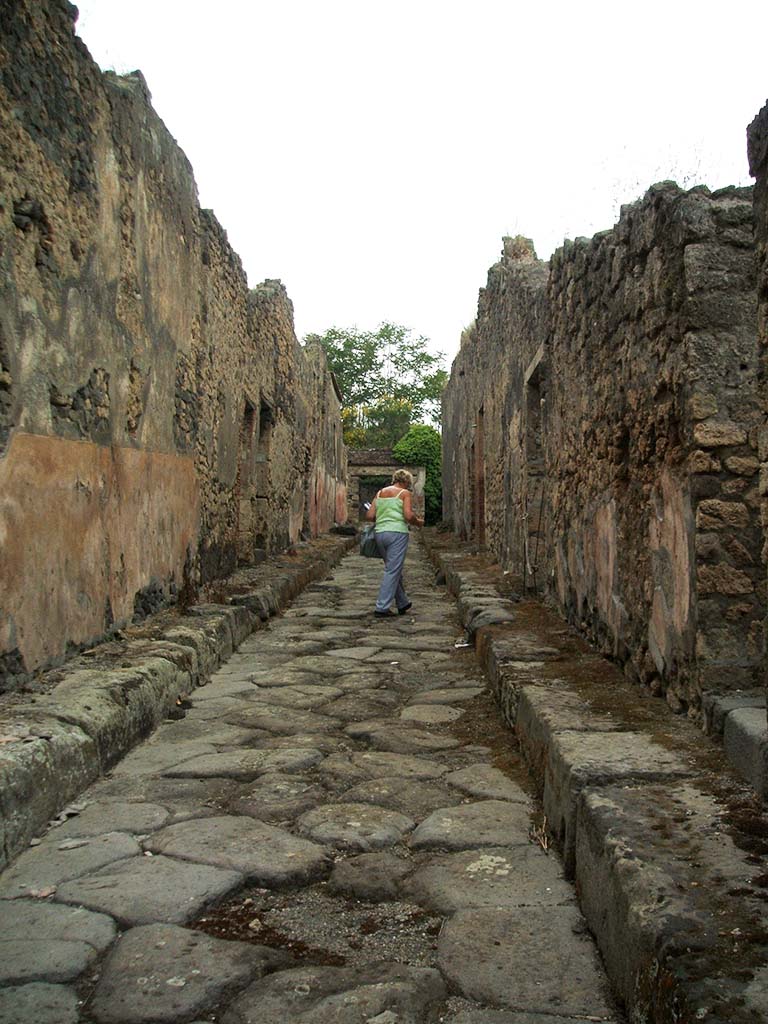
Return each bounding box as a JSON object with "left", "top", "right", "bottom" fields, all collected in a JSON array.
[
  {"left": 252, "top": 399, "right": 274, "bottom": 551},
  {"left": 524, "top": 364, "right": 546, "bottom": 592},
  {"left": 472, "top": 407, "right": 486, "bottom": 547},
  {"left": 235, "top": 399, "right": 257, "bottom": 563},
  {"left": 358, "top": 475, "right": 391, "bottom": 519}
]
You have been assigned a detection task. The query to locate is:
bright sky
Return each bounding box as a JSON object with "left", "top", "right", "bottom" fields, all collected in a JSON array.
[{"left": 75, "top": 1, "right": 768, "bottom": 364}]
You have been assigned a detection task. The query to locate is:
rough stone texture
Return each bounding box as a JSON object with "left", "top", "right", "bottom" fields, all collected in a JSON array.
[
  {"left": 438, "top": 906, "right": 614, "bottom": 1015},
  {"left": 0, "top": 983, "right": 79, "bottom": 1024},
  {"left": 328, "top": 851, "right": 413, "bottom": 901},
  {"left": 0, "top": 831, "right": 140, "bottom": 897},
  {"left": 296, "top": 802, "right": 415, "bottom": 851},
  {"left": 0, "top": 0, "right": 347, "bottom": 690},
  {"left": 443, "top": 185, "right": 761, "bottom": 717},
  {"left": 409, "top": 800, "right": 532, "bottom": 851},
  {"left": 222, "top": 963, "right": 447, "bottom": 1024},
  {"left": 0, "top": 900, "right": 116, "bottom": 984},
  {"left": 89, "top": 923, "right": 289, "bottom": 1024},
  {"left": 722, "top": 706, "right": 768, "bottom": 798}
]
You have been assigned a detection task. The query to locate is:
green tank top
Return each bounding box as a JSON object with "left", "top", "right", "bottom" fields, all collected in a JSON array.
[{"left": 374, "top": 494, "right": 409, "bottom": 534}]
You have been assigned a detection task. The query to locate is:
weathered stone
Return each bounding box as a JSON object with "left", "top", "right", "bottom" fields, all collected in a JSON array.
[
  {"left": 317, "top": 691, "right": 399, "bottom": 721},
  {"left": 723, "top": 707, "right": 768, "bottom": 797},
  {"left": 223, "top": 704, "right": 341, "bottom": 735},
  {"left": 162, "top": 748, "right": 324, "bottom": 781},
  {"left": 52, "top": 801, "right": 170, "bottom": 838},
  {"left": 444, "top": 764, "right": 529, "bottom": 802},
  {"left": 697, "top": 562, "right": 755, "bottom": 595},
  {"left": 0, "top": 900, "right": 116, "bottom": 984},
  {"left": 146, "top": 816, "right": 330, "bottom": 884},
  {"left": 400, "top": 704, "right": 464, "bottom": 724},
  {"left": 332, "top": 646, "right": 382, "bottom": 661},
  {"left": 693, "top": 420, "right": 748, "bottom": 448},
  {"left": 55, "top": 854, "right": 242, "bottom": 926},
  {"left": 342, "top": 777, "right": 462, "bottom": 819},
  {"left": 90, "top": 923, "right": 289, "bottom": 1024},
  {"left": 320, "top": 751, "right": 449, "bottom": 782},
  {"left": 229, "top": 775, "right": 326, "bottom": 821},
  {"left": 404, "top": 846, "right": 573, "bottom": 913},
  {"left": 222, "top": 963, "right": 447, "bottom": 1024},
  {"left": 725, "top": 455, "right": 759, "bottom": 475},
  {"left": 696, "top": 498, "right": 750, "bottom": 529},
  {"left": 0, "top": 832, "right": 140, "bottom": 898},
  {"left": 345, "top": 720, "right": 461, "bottom": 754},
  {"left": 328, "top": 852, "right": 413, "bottom": 901},
  {"left": 408, "top": 687, "right": 484, "bottom": 704},
  {"left": 296, "top": 802, "right": 414, "bottom": 850},
  {"left": 0, "top": 984, "right": 79, "bottom": 1024},
  {"left": 438, "top": 907, "right": 614, "bottom": 1015},
  {"left": 410, "top": 801, "right": 531, "bottom": 851},
  {"left": 245, "top": 685, "right": 344, "bottom": 709}
]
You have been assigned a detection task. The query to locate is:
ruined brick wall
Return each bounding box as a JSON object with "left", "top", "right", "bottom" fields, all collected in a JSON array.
[
  {"left": 443, "top": 185, "right": 761, "bottom": 715},
  {"left": 0, "top": 0, "right": 346, "bottom": 689}
]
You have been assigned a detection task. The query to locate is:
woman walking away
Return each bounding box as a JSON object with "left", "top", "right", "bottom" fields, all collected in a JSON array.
[{"left": 366, "top": 469, "right": 424, "bottom": 618}]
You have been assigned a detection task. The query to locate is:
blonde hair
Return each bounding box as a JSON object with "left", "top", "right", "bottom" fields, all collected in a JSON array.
[{"left": 392, "top": 469, "right": 413, "bottom": 488}]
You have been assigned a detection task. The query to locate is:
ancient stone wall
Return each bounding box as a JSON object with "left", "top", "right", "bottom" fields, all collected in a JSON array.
[
  {"left": 443, "top": 185, "right": 761, "bottom": 715},
  {"left": 0, "top": 0, "right": 346, "bottom": 689},
  {"left": 748, "top": 102, "right": 768, "bottom": 721}
]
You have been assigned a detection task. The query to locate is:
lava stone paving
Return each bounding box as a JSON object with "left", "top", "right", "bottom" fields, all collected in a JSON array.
[{"left": 0, "top": 542, "right": 622, "bottom": 1023}]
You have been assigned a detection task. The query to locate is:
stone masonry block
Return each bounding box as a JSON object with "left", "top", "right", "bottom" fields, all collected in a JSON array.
[{"left": 723, "top": 707, "right": 768, "bottom": 798}]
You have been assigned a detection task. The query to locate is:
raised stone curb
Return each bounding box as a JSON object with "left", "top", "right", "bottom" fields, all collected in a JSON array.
[
  {"left": 0, "top": 534, "right": 355, "bottom": 870},
  {"left": 421, "top": 531, "right": 768, "bottom": 1024}
]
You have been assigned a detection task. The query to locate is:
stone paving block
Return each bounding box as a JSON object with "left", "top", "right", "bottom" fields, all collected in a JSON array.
[
  {"left": 0, "top": 983, "right": 79, "bottom": 1024},
  {"left": 438, "top": 906, "right": 614, "bottom": 1016},
  {"left": 0, "top": 831, "right": 140, "bottom": 898},
  {"left": 543, "top": 729, "right": 692, "bottom": 876},
  {"left": 246, "top": 684, "right": 344, "bottom": 709},
  {"left": 229, "top": 774, "right": 327, "bottom": 821},
  {"left": 52, "top": 800, "right": 170, "bottom": 838},
  {"left": 162, "top": 748, "right": 324, "bottom": 781},
  {"left": 222, "top": 962, "right": 447, "bottom": 1024},
  {"left": 445, "top": 1008, "right": 617, "bottom": 1024},
  {"left": 341, "top": 776, "right": 462, "bottom": 819},
  {"left": 328, "top": 852, "right": 413, "bottom": 901},
  {"left": 109, "top": 740, "right": 218, "bottom": 777},
  {"left": 408, "top": 686, "right": 484, "bottom": 704},
  {"left": 444, "top": 764, "right": 529, "bottom": 802},
  {"left": 55, "top": 854, "right": 242, "bottom": 926},
  {"left": 345, "top": 720, "right": 461, "bottom": 754},
  {"left": 723, "top": 707, "right": 768, "bottom": 798},
  {"left": 410, "top": 801, "right": 532, "bottom": 851},
  {"left": 146, "top": 816, "right": 330, "bottom": 885},
  {"left": 404, "top": 845, "right": 574, "bottom": 914},
  {"left": 400, "top": 704, "right": 464, "bottom": 725},
  {"left": 332, "top": 646, "right": 382, "bottom": 660},
  {"left": 296, "top": 802, "right": 415, "bottom": 850},
  {"left": 288, "top": 654, "right": 368, "bottom": 674},
  {"left": 321, "top": 751, "right": 449, "bottom": 783},
  {"left": 223, "top": 704, "right": 341, "bottom": 735},
  {"left": 87, "top": 776, "right": 233, "bottom": 823},
  {"left": 0, "top": 900, "right": 116, "bottom": 984},
  {"left": 90, "top": 923, "right": 290, "bottom": 1024}
]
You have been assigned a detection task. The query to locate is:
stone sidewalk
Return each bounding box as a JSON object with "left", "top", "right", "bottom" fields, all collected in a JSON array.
[{"left": 0, "top": 541, "right": 620, "bottom": 1024}]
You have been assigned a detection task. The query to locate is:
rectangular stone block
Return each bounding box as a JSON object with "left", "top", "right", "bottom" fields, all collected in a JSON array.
[{"left": 723, "top": 707, "right": 768, "bottom": 797}]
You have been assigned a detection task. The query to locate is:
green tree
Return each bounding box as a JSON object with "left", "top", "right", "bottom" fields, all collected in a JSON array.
[
  {"left": 393, "top": 424, "right": 442, "bottom": 525},
  {"left": 306, "top": 323, "right": 448, "bottom": 447}
]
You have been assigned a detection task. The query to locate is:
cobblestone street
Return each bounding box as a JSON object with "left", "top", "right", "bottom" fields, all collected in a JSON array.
[{"left": 1, "top": 542, "right": 620, "bottom": 1023}]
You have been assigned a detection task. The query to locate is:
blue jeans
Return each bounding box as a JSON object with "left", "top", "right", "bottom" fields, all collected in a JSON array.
[{"left": 375, "top": 531, "right": 410, "bottom": 612}]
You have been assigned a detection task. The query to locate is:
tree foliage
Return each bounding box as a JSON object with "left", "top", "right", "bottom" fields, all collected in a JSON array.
[
  {"left": 307, "top": 323, "right": 448, "bottom": 447},
  {"left": 393, "top": 424, "right": 442, "bottom": 524}
]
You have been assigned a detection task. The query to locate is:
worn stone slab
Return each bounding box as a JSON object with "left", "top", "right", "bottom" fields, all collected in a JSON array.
[
  {"left": 235, "top": 668, "right": 315, "bottom": 688},
  {"left": 317, "top": 691, "right": 398, "bottom": 721},
  {"left": 55, "top": 854, "right": 242, "bottom": 926},
  {"left": 229, "top": 774, "right": 326, "bottom": 821},
  {"left": 52, "top": 801, "right": 170, "bottom": 839},
  {"left": 332, "top": 646, "right": 382, "bottom": 660},
  {"left": 400, "top": 704, "right": 464, "bottom": 725},
  {"left": 287, "top": 654, "right": 366, "bottom": 675},
  {"left": 0, "top": 983, "right": 79, "bottom": 1024},
  {"left": 320, "top": 751, "right": 449, "bottom": 783},
  {"left": 723, "top": 707, "right": 768, "bottom": 798},
  {"left": 246, "top": 684, "right": 344, "bottom": 709},
  {"left": 162, "top": 748, "right": 324, "bottom": 781},
  {"left": 296, "top": 802, "right": 415, "bottom": 850},
  {"left": 404, "top": 845, "right": 573, "bottom": 914},
  {"left": 146, "top": 816, "right": 330, "bottom": 885},
  {"left": 223, "top": 704, "right": 341, "bottom": 735},
  {"left": 410, "top": 801, "right": 531, "bottom": 851},
  {"left": 0, "top": 900, "right": 116, "bottom": 984},
  {"left": 543, "top": 730, "right": 692, "bottom": 875},
  {"left": 151, "top": 720, "right": 256, "bottom": 747},
  {"left": 444, "top": 765, "right": 529, "bottom": 803},
  {"left": 109, "top": 740, "right": 218, "bottom": 778},
  {"left": 222, "top": 962, "right": 447, "bottom": 1024},
  {"left": 438, "top": 906, "right": 614, "bottom": 1015},
  {"left": 0, "top": 831, "right": 140, "bottom": 898},
  {"left": 328, "top": 852, "right": 413, "bottom": 901},
  {"left": 342, "top": 776, "right": 461, "bottom": 819},
  {"left": 409, "top": 687, "right": 483, "bottom": 704},
  {"left": 446, "top": 1009, "right": 615, "bottom": 1024},
  {"left": 86, "top": 776, "right": 233, "bottom": 823},
  {"left": 346, "top": 720, "right": 461, "bottom": 754},
  {"left": 90, "top": 923, "right": 289, "bottom": 1024}
]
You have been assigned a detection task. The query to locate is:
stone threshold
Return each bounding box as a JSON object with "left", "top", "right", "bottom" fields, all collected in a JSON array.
[
  {"left": 0, "top": 533, "right": 356, "bottom": 871},
  {"left": 421, "top": 529, "right": 768, "bottom": 1024}
]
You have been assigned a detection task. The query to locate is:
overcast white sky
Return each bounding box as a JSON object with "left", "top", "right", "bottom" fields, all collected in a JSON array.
[{"left": 75, "top": 1, "right": 767, "bottom": 365}]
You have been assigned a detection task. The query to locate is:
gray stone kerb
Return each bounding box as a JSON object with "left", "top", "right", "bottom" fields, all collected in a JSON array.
[
  {"left": 0, "top": 534, "right": 355, "bottom": 871},
  {"left": 421, "top": 533, "right": 768, "bottom": 1024}
]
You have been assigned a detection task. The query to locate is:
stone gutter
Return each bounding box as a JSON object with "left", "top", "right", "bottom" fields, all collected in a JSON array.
[
  {"left": 0, "top": 533, "right": 356, "bottom": 872},
  {"left": 422, "top": 530, "right": 768, "bottom": 1024}
]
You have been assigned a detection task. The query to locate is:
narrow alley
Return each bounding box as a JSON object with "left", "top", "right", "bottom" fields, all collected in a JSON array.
[{"left": 0, "top": 542, "right": 619, "bottom": 1024}]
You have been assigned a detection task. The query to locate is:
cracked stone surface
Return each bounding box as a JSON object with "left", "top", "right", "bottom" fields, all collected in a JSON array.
[{"left": 0, "top": 542, "right": 620, "bottom": 1024}]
